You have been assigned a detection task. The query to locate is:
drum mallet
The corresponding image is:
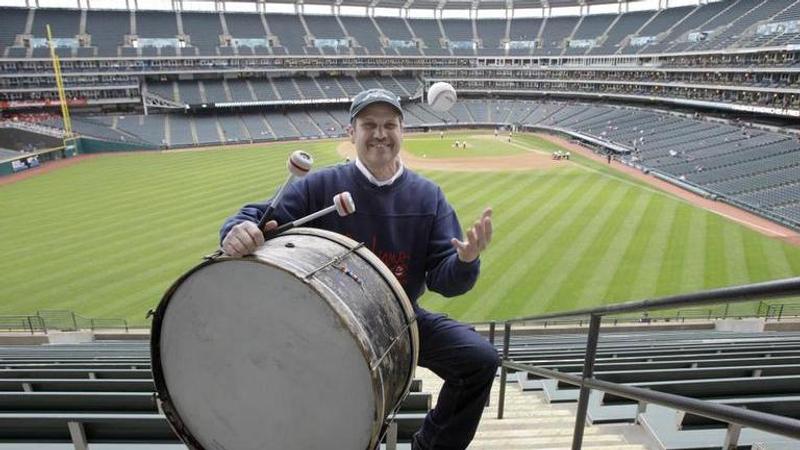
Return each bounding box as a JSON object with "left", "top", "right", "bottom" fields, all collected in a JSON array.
[
  {"left": 264, "top": 191, "right": 355, "bottom": 239},
  {"left": 204, "top": 151, "right": 312, "bottom": 260},
  {"left": 258, "top": 150, "right": 314, "bottom": 232}
]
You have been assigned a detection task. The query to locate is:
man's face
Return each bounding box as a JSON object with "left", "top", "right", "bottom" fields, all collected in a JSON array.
[{"left": 349, "top": 103, "right": 403, "bottom": 170}]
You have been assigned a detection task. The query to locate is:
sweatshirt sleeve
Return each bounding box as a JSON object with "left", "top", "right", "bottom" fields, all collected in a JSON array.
[
  {"left": 219, "top": 180, "right": 311, "bottom": 245},
  {"left": 424, "top": 187, "right": 480, "bottom": 297}
]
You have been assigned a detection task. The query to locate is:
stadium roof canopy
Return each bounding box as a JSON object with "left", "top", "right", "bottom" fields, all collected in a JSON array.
[
  {"left": 3, "top": 0, "right": 714, "bottom": 15},
  {"left": 225, "top": 0, "right": 660, "bottom": 9}
]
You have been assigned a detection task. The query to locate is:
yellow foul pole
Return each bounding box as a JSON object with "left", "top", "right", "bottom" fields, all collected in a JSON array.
[{"left": 46, "top": 24, "right": 74, "bottom": 150}]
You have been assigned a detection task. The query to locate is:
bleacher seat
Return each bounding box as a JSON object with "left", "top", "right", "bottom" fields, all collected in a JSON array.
[{"left": 0, "top": 341, "right": 432, "bottom": 447}]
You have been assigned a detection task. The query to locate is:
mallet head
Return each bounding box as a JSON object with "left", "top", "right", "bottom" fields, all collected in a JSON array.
[
  {"left": 333, "top": 192, "right": 356, "bottom": 217},
  {"left": 288, "top": 151, "right": 314, "bottom": 178}
]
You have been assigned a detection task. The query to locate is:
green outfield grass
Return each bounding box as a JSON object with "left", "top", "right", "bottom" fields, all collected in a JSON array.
[
  {"left": 1, "top": 135, "right": 799, "bottom": 326},
  {"left": 402, "top": 132, "right": 525, "bottom": 159}
]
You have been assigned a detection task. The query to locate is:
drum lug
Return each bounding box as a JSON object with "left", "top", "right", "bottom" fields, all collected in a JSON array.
[{"left": 202, "top": 249, "right": 224, "bottom": 260}]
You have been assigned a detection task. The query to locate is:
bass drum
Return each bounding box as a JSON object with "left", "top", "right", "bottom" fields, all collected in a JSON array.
[{"left": 151, "top": 228, "right": 419, "bottom": 450}]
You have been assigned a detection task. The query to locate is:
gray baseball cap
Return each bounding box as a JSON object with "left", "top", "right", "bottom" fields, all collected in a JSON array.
[{"left": 349, "top": 88, "right": 404, "bottom": 123}]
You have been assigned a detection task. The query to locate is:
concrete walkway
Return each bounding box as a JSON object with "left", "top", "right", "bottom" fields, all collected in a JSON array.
[{"left": 415, "top": 368, "right": 657, "bottom": 450}]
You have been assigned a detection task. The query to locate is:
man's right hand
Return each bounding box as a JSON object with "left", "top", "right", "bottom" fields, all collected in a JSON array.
[{"left": 221, "top": 220, "right": 277, "bottom": 257}]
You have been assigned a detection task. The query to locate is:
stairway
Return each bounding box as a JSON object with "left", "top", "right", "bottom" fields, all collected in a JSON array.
[{"left": 415, "top": 368, "right": 654, "bottom": 449}]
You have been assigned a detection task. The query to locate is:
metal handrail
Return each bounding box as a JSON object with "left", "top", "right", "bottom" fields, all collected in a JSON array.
[
  {"left": 510, "top": 277, "right": 800, "bottom": 322},
  {"left": 504, "top": 360, "right": 800, "bottom": 440},
  {"left": 496, "top": 277, "right": 800, "bottom": 450}
]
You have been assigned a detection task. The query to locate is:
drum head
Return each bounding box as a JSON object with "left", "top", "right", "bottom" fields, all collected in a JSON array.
[{"left": 159, "top": 259, "right": 375, "bottom": 450}]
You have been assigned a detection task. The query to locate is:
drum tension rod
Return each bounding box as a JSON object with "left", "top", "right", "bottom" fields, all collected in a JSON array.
[
  {"left": 369, "top": 315, "right": 418, "bottom": 373},
  {"left": 303, "top": 242, "right": 366, "bottom": 280}
]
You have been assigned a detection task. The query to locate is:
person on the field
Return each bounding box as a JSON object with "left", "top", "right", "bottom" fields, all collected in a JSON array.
[{"left": 220, "top": 88, "right": 498, "bottom": 450}]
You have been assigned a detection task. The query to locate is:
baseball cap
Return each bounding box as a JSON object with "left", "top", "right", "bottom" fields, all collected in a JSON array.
[{"left": 349, "top": 88, "right": 404, "bottom": 123}]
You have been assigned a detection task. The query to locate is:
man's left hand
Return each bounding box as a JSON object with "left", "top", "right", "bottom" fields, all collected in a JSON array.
[{"left": 451, "top": 207, "right": 492, "bottom": 263}]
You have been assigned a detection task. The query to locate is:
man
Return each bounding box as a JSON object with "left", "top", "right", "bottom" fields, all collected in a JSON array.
[{"left": 220, "top": 88, "right": 498, "bottom": 450}]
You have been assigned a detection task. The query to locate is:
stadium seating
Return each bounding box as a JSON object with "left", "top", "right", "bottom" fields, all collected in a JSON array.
[
  {"left": 265, "top": 14, "right": 306, "bottom": 54},
  {"left": 0, "top": 341, "right": 431, "bottom": 447},
  {"left": 84, "top": 10, "right": 129, "bottom": 57},
  {"left": 642, "top": 1, "right": 729, "bottom": 54},
  {"left": 475, "top": 19, "right": 506, "bottom": 55},
  {"left": 339, "top": 16, "right": 383, "bottom": 54},
  {"left": 505, "top": 330, "right": 800, "bottom": 448},
  {"left": 588, "top": 10, "right": 653, "bottom": 55},
  {"left": 0, "top": 8, "right": 28, "bottom": 57},
  {"left": 536, "top": 16, "right": 578, "bottom": 56},
  {"left": 193, "top": 115, "right": 221, "bottom": 144},
  {"left": 181, "top": 12, "right": 223, "bottom": 56},
  {"left": 564, "top": 14, "right": 616, "bottom": 56},
  {"left": 689, "top": 0, "right": 796, "bottom": 52},
  {"left": 407, "top": 19, "right": 447, "bottom": 53},
  {"left": 3, "top": 1, "right": 800, "bottom": 60}
]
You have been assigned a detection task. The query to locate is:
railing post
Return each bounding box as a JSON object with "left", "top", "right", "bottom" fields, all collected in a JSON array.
[
  {"left": 723, "top": 422, "right": 742, "bottom": 450},
  {"left": 778, "top": 304, "right": 784, "bottom": 322},
  {"left": 497, "top": 321, "right": 511, "bottom": 420},
  {"left": 571, "top": 314, "right": 602, "bottom": 450},
  {"left": 486, "top": 321, "right": 496, "bottom": 407},
  {"left": 26, "top": 317, "right": 33, "bottom": 335},
  {"left": 723, "top": 303, "right": 729, "bottom": 319},
  {"left": 71, "top": 312, "right": 78, "bottom": 331}
]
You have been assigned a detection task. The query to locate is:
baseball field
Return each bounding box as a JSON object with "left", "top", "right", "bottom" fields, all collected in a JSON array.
[{"left": 1, "top": 132, "right": 799, "bottom": 326}]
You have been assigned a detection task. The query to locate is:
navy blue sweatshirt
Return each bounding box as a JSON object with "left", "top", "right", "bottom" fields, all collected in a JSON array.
[{"left": 220, "top": 162, "right": 480, "bottom": 302}]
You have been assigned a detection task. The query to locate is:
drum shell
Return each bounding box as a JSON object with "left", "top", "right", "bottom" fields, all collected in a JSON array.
[{"left": 151, "top": 228, "right": 419, "bottom": 450}]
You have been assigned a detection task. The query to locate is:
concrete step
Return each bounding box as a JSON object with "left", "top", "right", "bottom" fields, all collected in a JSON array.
[
  {"left": 468, "top": 433, "right": 625, "bottom": 448},
  {"left": 470, "top": 416, "right": 577, "bottom": 430},
  {"left": 474, "top": 427, "right": 604, "bottom": 439},
  {"left": 415, "top": 368, "right": 657, "bottom": 449}
]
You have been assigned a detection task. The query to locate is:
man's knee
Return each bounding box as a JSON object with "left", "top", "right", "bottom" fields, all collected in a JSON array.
[{"left": 472, "top": 339, "right": 500, "bottom": 376}]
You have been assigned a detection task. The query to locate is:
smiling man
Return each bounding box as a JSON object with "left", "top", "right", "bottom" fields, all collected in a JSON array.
[{"left": 220, "top": 88, "right": 497, "bottom": 450}]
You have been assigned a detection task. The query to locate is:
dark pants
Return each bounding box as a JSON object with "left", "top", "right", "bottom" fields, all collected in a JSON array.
[{"left": 414, "top": 307, "right": 500, "bottom": 450}]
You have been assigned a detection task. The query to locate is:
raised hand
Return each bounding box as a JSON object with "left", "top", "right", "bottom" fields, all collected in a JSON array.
[{"left": 450, "top": 207, "right": 492, "bottom": 263}]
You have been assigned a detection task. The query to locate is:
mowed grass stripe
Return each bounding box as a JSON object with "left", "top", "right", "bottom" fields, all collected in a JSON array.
[
  {"left": 524, "top": 183, "right": 634, "bottom": 313},
  {"left": 626, "top": 198, "right": 679, "bottom": 301},
  {"left": 461, "top": 176, "right": 611, "bottom": 319},
  {"left": 703, "top": 215, "right": 728, "bottom": 289},
  {"left": 444, "top": 171, "right": 547, "bottom": 223},
  {"left": 40, "top": 231, "right": 220, "bottom": 320},
  {"left": 741, "top": 228, "right": 774, "bottom": 282},
  {"left": 422, "top": 171, "right": 587, "bottom": 316},
  {"left": 783, "top": 241, "right": 800, "bottom": 276},
  {"left": 4, "top": 133, "right": 800, "bottom": 324},
  {"left": 0, "top": 148, "right": 338, "bottom": 282},
  {"left": 2, "top": 182, "right": 285, "bottom": 301},
  {"left": 680, "top": 208, "right": 707, "bottom": 293},
  {"left": 482, "top": 177, "right": 617, "bottom": 319},
  {"left": 0, "top": 167, "right": 289, "bottom": 272},
  {"left": 1, "top": 147, "right": 343, "bottom": 261},
  {"left": 423, "top": 169, "right": 572, "bottom": 309},
  {"left": 1, "top": 153, "right": 344, "bottom": 314},
  {"left": 602, "top": 193, "right": 665, "bottom": 302},
  {"left": 0, "top": 151, "right": 295, "bottom": 250},
  {"left": 655, "top": 204, "right": 692, "bottom": 296},
  {"left": 2, "top": 146, "right": 298, "bottom": 209},
  {"left": 761, "top": 239, "right": 793, "bottom": 278},
  {"left": 566, "top": 189, "right": 652, "bottom": 310},
  {"left": 723, "top": 223, "right": 750, "bottom": 285}
]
